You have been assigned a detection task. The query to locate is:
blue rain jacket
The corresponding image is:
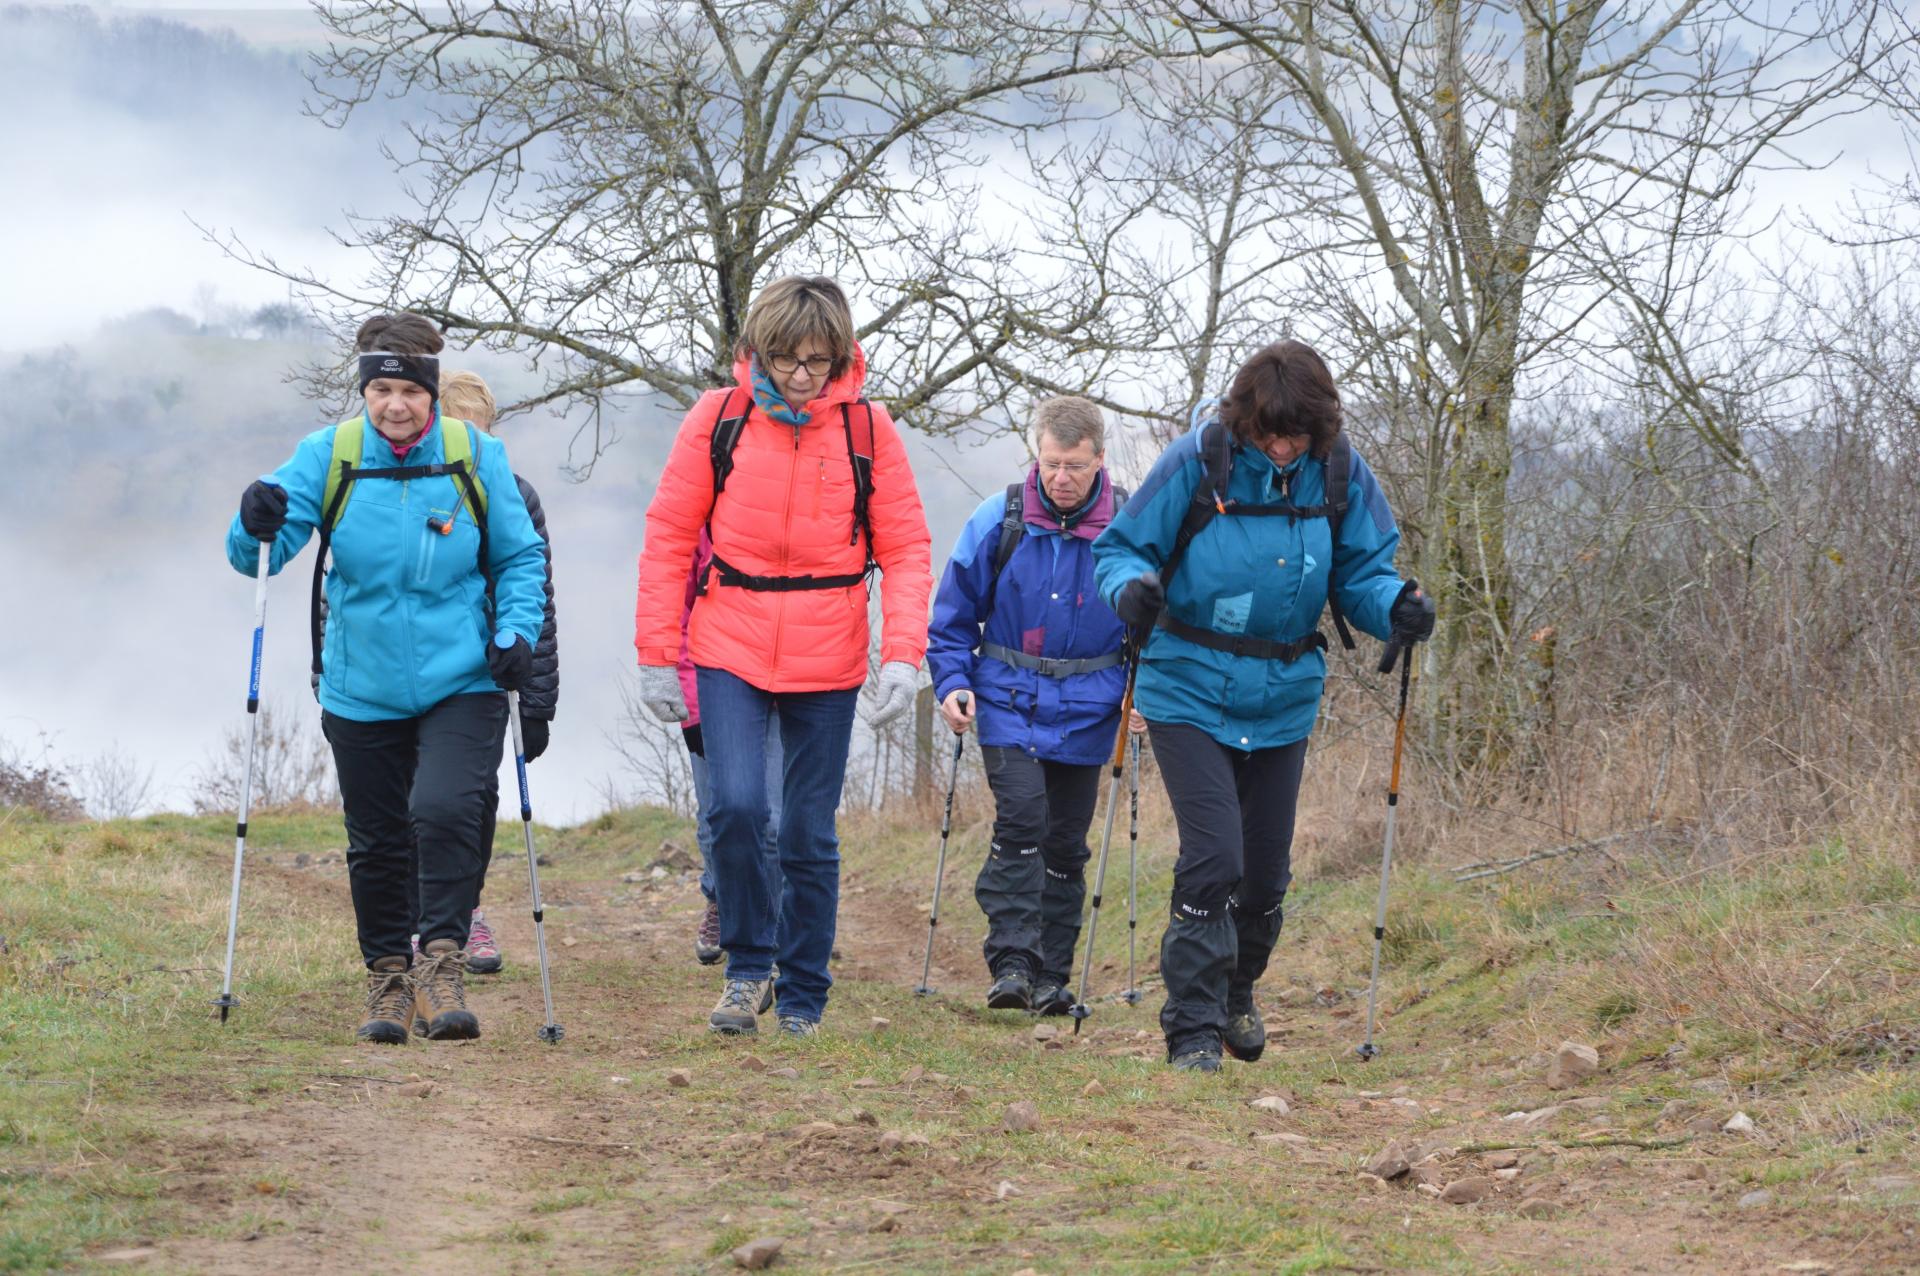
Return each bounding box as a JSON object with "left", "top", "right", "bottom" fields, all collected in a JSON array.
[
  {"left": 927, "top": 468, "right": 1128, "bottom": 766},
  {"left": 1093, "top": 421, "right": 1406, "bottom": 750},
  {"left": 225, "top": 413, "right": 548, "bottom": 722}
]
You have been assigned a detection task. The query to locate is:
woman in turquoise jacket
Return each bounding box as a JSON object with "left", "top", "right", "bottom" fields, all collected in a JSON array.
[
  {"left": 225, "top": 312, "right": 547, "bottom": 1045},
  {"left": 1093, "top": 340, "right": 1434, "bottom": 1072}
]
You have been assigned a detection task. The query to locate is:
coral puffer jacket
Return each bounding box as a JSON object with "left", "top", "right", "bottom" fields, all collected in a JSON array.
[{"left": 635, "top": 347, "right": 933, "bottom": 692}]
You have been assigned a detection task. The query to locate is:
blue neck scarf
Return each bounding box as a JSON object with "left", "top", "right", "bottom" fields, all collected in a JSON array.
[{"left": 749, "top": 357, "right": 811, "bottom": 427}]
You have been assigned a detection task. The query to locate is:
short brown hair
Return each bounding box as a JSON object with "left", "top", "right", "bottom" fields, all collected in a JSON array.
[
  {"left": 1032, "top": 396, "right": 1105, "bottom": 453},
  {"left": 1219, "top": 340, "right": 1342, "bottom": 456},
  {"left": 353, "top": 312, "right": 444, "bottom": 357},
  {"left": 440, "top": 370, "right": 497, "bottom": 430},
  {"left": 737, "top": 276, "right": 856, "bottom": 381}
]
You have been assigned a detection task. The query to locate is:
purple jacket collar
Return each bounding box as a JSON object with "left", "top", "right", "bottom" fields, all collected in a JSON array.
[{"left": 1023, "top": 465, "right": 1114, "bottom": 540}]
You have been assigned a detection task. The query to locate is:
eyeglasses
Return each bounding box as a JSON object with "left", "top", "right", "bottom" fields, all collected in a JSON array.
[
  {"left": 767, "top": 352, "right": 835, "bottom": 377},
  {"left": 1039, "top": 461, "right": 1095, "bottom": 476}
]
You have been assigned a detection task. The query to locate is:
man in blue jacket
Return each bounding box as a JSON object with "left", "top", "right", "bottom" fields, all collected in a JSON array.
[
  {"left": 928, "top": 397, "right": 1130, "bottom": 1015},
  {"left": 1092, "top": 341, "right": 1434, "bottom": 1071}
]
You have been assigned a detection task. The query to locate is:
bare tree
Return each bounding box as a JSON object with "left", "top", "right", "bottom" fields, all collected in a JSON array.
[
  {"left": 210, "top": 0, "right": 1133, "bottom": 461},
  {"left": 1094, "top": 0, "right": 1905, "bottom": 762}
]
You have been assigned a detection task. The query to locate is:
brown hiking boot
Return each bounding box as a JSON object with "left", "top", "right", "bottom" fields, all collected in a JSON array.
[
  {"left": 413, "top": 939, "right": 480, "bottom": 1040},
  {"left": 357, "top": 955, "right": 414, "bottom": 1045}
]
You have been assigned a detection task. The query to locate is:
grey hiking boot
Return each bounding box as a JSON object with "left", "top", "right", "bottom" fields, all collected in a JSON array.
[
  {"left": 412, "top": 939, "right": 480, "bottom": 1040},
  {"left": 710, "top": 976, "right": 773, "bottom": 1035},
  {"left": 357, "top": 955, "right": 414, "bottom": 1045},
  {"left": 776, "top": 1015, "right": 819, "bottom": 1038}
]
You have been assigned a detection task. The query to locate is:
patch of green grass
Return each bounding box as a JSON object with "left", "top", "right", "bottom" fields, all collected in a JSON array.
[{"left": 706, "top": 1223, "right": 752, "bottom": 1257}]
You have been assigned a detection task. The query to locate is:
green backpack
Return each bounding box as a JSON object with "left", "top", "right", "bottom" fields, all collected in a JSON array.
[{"left": 309, "top": 416, "right": 491, "bottom": 690}]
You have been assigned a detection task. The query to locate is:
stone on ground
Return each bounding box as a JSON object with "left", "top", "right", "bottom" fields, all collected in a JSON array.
[
  {"left": 1363, "top": 1141, "right": 1410, "bottom": 1180},
  {"left": 1249, "top": 1095, "right": 1290, "bottom": 1114},
  {"left": 1440, "top": 1176, "right": 1493, "bottom": 1204},
  {"left": 665, "top": 1069, "right": 692, "bottom": 1088},
  {"left": 730, "top": 1236, "right": 784, "bottom": 1269},
  {"left": 1547, "top": 1040, "right": 1600, "bottom": 1089},
  {"left": 1002, "top": 1100, "right": 1040, "bottom": 1133}
]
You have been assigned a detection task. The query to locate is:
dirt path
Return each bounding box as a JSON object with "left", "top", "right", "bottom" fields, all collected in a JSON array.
[{"left": 112, "top": 841, "right": 1912, "bottom": 1276}]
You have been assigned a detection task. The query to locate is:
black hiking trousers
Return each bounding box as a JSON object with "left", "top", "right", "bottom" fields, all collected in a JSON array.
[
  {"left": 323, "top": 692, "right": 507, "bottom": 967},
  {"left": 1147, "top": 721, "right": 1308, "bottom": 1057},
  {"left": 976, "top": 745, "right": 1103, "bottom": 985}
]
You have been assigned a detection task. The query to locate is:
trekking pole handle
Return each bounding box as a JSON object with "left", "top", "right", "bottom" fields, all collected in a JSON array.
[{"left": 952, "top": 690, "right": 970, "bottom": 751}]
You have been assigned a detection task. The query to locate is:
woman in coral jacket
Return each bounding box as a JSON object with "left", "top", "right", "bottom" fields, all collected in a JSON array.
[{"left": 634, "top": 276, "right": 933, "bottom": 1037}]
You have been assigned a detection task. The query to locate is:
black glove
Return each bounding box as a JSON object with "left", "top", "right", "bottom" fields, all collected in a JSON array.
[
  {"left": 521, "top": 716, "right": 550, "bottom": 762},
  {"left": 681, "top": 722, "right": 705, "bottom": 759},
  {"left": 1115, "top": 571, "right": 1165, "bottom": 628},
  {"left": 487, "top": 634, "right": 534, "bottom": 691},
  {"left": 1390, "top": 580, "right": 1436, "bottom": 643},
  {"left": 239, "top": 480, "right": 288, "bottom": 541}
]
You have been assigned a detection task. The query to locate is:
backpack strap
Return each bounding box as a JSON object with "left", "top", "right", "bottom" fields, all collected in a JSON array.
[
  {"left": 842, "top": 400, "right": 877, "bottom": 566},
  {"left": 707, "top": 386, "right": 754, "bottom": 501},
  {"left": 976, "top": 481, "right": 1026, "bottom": 622},
  {"left": 1319, "top": 434, "right": 1356, "bottom": 650},
  {"left": 312, "top": 418, "right": 363, "bottom": 691},
  {"left": 1160, "top": 421, "right": 1233, "bottom": 593},
  {"left": 439, "top": 419, "right": 489, "bottom": 528}
]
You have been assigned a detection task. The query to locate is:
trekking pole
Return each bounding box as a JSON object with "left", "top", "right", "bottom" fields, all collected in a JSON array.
[
  {"left": 1070, "top": 639, "right": 1141, "bottom": 1033},
  {"left": 508, "top": 691, "right": 563, "bottom": 1044},
  {"left": 1357, "top": 635, "right": 1413, "bottom": 1061},
  {"left": 915, "top": 691, "right": 969, "bottom": 996},
  {"left": 213, "top": 541, "right": 271, "bottom": 1024},
  {"left": 1121, "top": 730, "right": 1143, "bottom": 1005}
]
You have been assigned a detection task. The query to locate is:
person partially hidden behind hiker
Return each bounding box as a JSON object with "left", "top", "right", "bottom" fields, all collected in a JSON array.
[
  {"left": 926, "top": 396, "right": 1132, "bottom": 1016},
  {"left": 1092, "top": 341, "right": 1435, "bottom": 1072},
  {"left": 632, "top": 275, "right": 934, "bottom": 1037},
  {"left": 226, "top": 314, "right": 548, "bottom": 1044},
  {"left": 417, "top": 369, "right": 559, "bottom": 978}
]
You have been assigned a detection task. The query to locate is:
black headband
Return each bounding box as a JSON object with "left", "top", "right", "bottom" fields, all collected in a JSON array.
[{"left": 358, "top": 351, "right": 439, "bottom": 399}]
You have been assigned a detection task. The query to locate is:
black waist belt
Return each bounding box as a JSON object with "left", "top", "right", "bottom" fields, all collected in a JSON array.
[
  {"left": 707, "top": 550, "right": 868, "bottom": 592},
  {"left": 1157, "top": 614, "right": 1329, "bottom": 662},
  {"left": 979, "top": 641, "right": 1125, "bottom": 677}
]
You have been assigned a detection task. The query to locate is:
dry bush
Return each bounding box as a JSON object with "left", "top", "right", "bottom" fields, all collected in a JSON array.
[
  {"left": 0, "top": 733, "right": 84, "bottom": 822},
  {"left": 190, "top": 703, "right": 338, "bottom": 815}
]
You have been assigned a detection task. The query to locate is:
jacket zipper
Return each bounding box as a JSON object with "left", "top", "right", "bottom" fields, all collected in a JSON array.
[{"left": 766, "top": 422, "right": 801, "bottom": 683}]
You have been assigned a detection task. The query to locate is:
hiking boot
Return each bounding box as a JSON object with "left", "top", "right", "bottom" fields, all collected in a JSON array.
[
  {"left": 357, "top": 956, "right": 414, "bottom": 1045},
  {"left": 1031, "top": 978, "right": 1075, "bottom": 1017},
  {"left": 694, "top": 900, "right": 723, "bottom": 966},
  {"left": 466, "top": 909, "right": 503, "bottom": 975},
  {"left": 710, "top": 976, "right": 772, "bottom": 1035},
  {"left": 412, "top": 939, "right": 480, "bottom": 1040},
  {"left": 776, "top": 1015, "right": 819, "bottom": 1038},
  {"left": 1170, "top": 1044, "right": 1223, "bottom": 1073},
  {"left": 986, "top": 966, "right": 1034, "bottom": 1011},
  {"left": 1224, "top": 1007, "right": 1267, "bottom": 1062}
]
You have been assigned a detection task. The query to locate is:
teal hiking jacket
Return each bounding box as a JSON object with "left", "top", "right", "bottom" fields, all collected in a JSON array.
[
  {"left": 224, "top": 413, "right": 548, "bottom": 722},
  {"left": 1093, "top": 421, "right": 1408, "bottom": 750}
]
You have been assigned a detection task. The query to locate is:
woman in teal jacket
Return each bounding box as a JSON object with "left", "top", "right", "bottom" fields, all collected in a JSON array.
[
  {"left": 225, "top": 312, "right": 547, "bottom": 1045},
  {"left": 1093, "top": 340, "right": 1434, "bottom": 1072}
]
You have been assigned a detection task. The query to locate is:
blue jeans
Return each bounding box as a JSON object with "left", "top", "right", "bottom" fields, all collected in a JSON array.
[
  {"left": 688, "top": 716, "right": 783, "bottom": 902},
  {"left": 696, "top": 666, "right": 858, "bottom": 1024}
]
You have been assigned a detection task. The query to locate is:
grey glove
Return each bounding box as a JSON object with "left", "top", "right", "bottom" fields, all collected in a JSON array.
[
  {"left": 863, "top": 660, "right": 919, "bottom": 727},
  {"left": 636, "top": 664, "right": 689, "bottom": 724}
]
